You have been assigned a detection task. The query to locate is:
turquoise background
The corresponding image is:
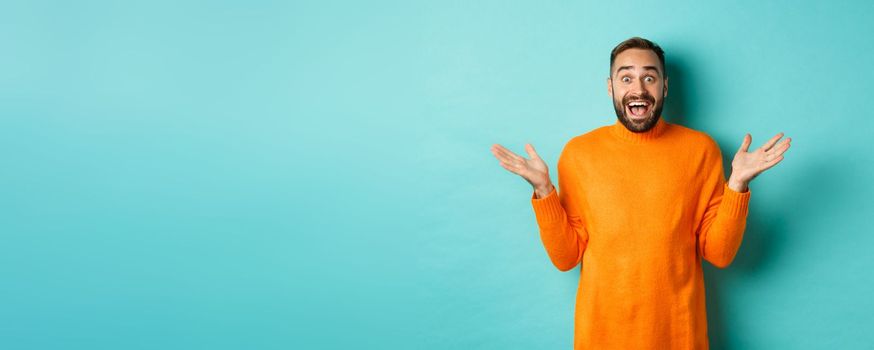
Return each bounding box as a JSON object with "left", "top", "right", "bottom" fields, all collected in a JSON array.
[{"left": 2, "top": 1, "right": 872, "bottom": 349}]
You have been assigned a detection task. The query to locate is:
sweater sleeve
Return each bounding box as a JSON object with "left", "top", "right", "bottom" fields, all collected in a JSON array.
[
  {"left": 530, "top": 143, "right": 589, "bottom": 272},
  {"left": 695, "top": 139, "right": 751, "bottom": 269}
]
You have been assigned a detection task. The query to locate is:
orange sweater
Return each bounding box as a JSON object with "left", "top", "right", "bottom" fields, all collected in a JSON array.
[{"left": 531, "top": 117, "right": 750, "bottom": 349}]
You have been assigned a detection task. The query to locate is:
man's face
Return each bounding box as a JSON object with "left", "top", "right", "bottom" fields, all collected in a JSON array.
[{"left": 607, "top": 48, "right": 668, "bottom": 133}]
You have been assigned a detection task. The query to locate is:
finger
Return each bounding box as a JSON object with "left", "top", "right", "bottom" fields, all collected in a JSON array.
[
  {"left": 491, "top": 143, "right": 512, "bottom": 157},
  {"left": 737, "top": 134, "right": 752, "bottom": 154},
  {"left": 493, "top": 148, "right": 525, "bottom": 168},
  {"left": 498, "top": 162, "right": 521, "bottom": 176},
  {"left": 772, "top": 137, "right": 790, "bottom": 148},
  {"left": 498, "top": 160, "right": 518, "bottom": 173},
  {"left": 493, "top": 151, "right": 519, "bottom": 166},
  {"left": 499, "top": 160, "right": 525, "bottom": 176},
  {"left": 759, "top": 132, "right": 785, "bottom": 152},
  {"left": 525, "top": 143, "right": 541, "bottom": 160},
  {"left": 492, "top": 144, "right": 525, "bottom": 162},
  {"left": 490, "top": 145, "right": 518, "bottom": 164},
  {"left": 768, "top": 138, "right": 791, "bottom": 156},
  {"left": 760, "top": 155, "right": 785, "bottom": 172}
]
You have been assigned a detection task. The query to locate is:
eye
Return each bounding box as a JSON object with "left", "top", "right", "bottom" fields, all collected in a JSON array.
[
  {"left": 644, "top": 76, "right": 654, "bottom": 83},
  {"left": 621, "top": 76, "right": 631, "bottom": 83}
]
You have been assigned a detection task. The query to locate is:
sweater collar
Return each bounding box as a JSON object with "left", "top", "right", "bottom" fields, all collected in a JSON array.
[{"left": 609, "top": 116, "right": 669, "bottom": 144}]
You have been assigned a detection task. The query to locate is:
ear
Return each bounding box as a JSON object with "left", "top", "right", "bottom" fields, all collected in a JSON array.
[
  {"left": 607, "top": 77, "right": 613, "bottom": 98},
  {"left": 663, "top": 76, "right": 669, "bottom": 98}
]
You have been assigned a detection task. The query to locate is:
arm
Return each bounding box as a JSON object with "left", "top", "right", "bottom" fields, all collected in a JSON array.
[
  {"left": 530, "top": 146, "right": 589, "bottom": 272},
  {"left": 696, "top": 140, "right": 752, "bottom": 268},
  {"left": 697, "top": 131, "right": 792, "bottom": 268}
]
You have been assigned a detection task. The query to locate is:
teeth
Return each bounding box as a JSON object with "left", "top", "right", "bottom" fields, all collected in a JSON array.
[{"left": 628, "top": 102, "right": 648, "bottom": 107}]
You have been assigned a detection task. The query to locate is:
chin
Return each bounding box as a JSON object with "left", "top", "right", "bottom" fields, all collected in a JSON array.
[
  {"left": 616, "top": 105, "right": 663, "bottom": 133},
  {"left": 620, "top": 112, "right": 660, "bottom": 133}
]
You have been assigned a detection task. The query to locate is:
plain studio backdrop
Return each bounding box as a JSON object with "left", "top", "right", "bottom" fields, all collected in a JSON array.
[{"left": 1, "top": 1, "right": 872, "bottom": 349}]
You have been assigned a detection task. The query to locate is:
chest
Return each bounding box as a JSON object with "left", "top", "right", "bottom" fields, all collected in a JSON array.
[{"left": 573, "top": 146, "right": 707, "bottom": 237}]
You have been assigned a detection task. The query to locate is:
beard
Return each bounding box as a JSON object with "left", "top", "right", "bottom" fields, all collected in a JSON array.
[{"left": 612, "top": 90, "right": 664, "bottom": 133}]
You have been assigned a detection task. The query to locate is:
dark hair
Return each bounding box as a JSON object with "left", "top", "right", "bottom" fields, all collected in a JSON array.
[{"left": 610, "top": 37, "right": 666, "bottom": 79}]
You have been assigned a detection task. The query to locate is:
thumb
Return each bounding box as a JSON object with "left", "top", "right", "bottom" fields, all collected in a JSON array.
[
  {"left": 525, "top": 143, "right": 540, "bottom": 159},
  {"left": 737, "top": 134, "right": 751, "bottom": 154}
]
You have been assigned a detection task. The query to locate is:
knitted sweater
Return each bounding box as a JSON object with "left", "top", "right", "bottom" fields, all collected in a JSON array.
[{"left": 530, "top": 116, "right": 751, "bottom": 349}]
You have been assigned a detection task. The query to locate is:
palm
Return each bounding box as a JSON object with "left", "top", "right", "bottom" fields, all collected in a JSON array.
[
  {"left": 490, "top": 143, "right": 550, "bottom": 188},
  {"left": 732, "top": 132, "right": 792, "bottom": 182}
]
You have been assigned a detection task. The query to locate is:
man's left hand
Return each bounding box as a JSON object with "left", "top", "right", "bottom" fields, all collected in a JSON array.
[{"left": 727, "top": 132, "right": 792, "bottom": 192}]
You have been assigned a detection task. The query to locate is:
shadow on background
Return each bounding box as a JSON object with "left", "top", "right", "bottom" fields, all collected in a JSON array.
[
  {"left": 663, "top": 59, "right": 689, "bottom": 127},
  {"left": 667, "top": 54, "right": 850, "bottom": 349},
  {"left": 664, "top": 54, "right": 738, "bottom": 349},
  {"left": 664, "top": 54, "right": 744, "bottom": 350}
]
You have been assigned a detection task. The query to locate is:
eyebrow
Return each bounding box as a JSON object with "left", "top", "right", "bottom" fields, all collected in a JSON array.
[{"left": 615, "top": 65, "right": 662, "bottom": 76}]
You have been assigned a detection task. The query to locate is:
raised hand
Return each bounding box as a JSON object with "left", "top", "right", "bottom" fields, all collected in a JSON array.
[
  {"left": 490, "top": 143, "right": 554, "bottom": 198},
  {"left": 728, "top": 132, "right": 792, "bottom": 192}
]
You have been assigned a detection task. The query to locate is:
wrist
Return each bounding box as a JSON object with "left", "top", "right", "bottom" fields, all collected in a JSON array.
[
  {"left": 727, "top": 177, "right": 749, "bottom": 193},
  {"left": 534, "top": 183, "right": 555, "bottom": 199}
]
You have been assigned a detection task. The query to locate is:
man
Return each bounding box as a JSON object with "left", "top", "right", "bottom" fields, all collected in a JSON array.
[{"left": 489, "top": 37, "right": 791, "bottom": 349}]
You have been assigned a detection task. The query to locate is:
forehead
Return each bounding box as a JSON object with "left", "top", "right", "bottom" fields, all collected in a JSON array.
[{"left": 612, "top": 48, "right": 661, "bottom": 74}]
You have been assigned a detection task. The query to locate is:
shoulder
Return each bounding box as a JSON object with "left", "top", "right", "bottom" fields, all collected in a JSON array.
[
  {"left": 561, "top": 124, "right": 613, "bottom": 153},
  {"left": 555, "top": 125, "right": 609, "bottom": 170},
  {"left": 670, "top": 122, "right": 723, "bottom": 155},
  {"left": 668, "top": 123, "right": 729, "bottom": 175}
]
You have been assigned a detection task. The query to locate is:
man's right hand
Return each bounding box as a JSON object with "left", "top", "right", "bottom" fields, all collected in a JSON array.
[{"left": 490, "top": 143, "right": 555, "bottom": 198}]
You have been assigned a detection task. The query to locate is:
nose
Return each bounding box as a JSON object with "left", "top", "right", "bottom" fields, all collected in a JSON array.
[
  {"left": 632, "top": 78, "right": 646, "bottom": 94},
  {"left": 626, "top": 80, "right": 652, "bottom": 101}
]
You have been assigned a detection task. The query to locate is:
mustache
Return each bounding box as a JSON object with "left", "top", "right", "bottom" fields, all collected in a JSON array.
[{"left": 621, "top": 93, "right": 656, "bottom": 105}]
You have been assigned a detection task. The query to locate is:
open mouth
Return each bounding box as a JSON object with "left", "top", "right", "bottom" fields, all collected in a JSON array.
[{"left": 625, "top": 100, "right": 651, "bottom": 118}]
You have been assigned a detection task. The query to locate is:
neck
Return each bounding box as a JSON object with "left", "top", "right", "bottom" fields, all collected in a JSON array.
[{"left": 610, "top": 116, "right": 669, "bottom": 144}]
